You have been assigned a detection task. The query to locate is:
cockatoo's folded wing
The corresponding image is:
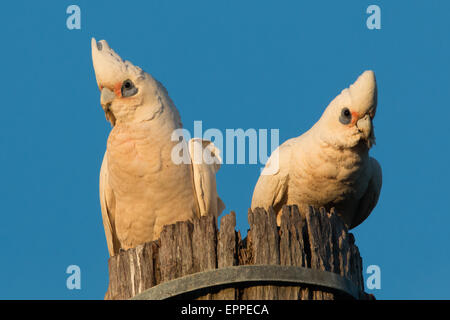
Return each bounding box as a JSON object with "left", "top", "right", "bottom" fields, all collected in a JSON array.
[
  {"left": 351, "top": 157, "right": 382, "bottom": 228},
  {"left": 99, "top": 153, "right": 120, "bottom": 256},
  {"left": 188, "top": 138, "right": 225, "bottom": 218},
  {"left": 251, "top": 139, "right": 293, "bottom": 212}
]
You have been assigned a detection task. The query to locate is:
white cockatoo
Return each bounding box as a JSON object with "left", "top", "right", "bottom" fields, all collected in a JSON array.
[
  {"left": 92, "top": 38, "right": 224, "bottom": 256},
  {"left": 251, "top": 71, "right": 382, "bottom": 229}
]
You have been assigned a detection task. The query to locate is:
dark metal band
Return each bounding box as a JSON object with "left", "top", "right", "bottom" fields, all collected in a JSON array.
[{"left": 131, "top": 265, "right": 361, "bottom": 300}]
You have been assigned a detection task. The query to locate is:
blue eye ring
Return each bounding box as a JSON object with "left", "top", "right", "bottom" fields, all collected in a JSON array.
[
  {"left": 339, "top": 108, "right": 352, "bottom": 125},
  {"left": 121, "top": 79, "right": 138, "bottom": 97}
]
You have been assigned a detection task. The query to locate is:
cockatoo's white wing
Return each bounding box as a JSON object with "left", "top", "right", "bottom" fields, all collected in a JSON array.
[
  {"left": 351, "top": 157, "right": 382, "bottom": 228},
  {"left": 251, "top": 138, "right": 294, "bottom": 212},
  {"left": 188, "top": 138, "right": 225, "bottom": 218},
  {"left": 99, "top": 153, "right": 119, "bottom": 256}
]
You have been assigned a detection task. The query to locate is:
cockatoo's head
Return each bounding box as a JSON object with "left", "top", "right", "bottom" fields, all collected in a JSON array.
[
  {"left": 91, "top": 38, "right": 171, "bottom": 126},
  {"left": 317, "top": 70, "right": 377, "bottom": 149}
]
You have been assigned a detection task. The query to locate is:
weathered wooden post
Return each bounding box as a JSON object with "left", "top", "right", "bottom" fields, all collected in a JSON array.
[{"left": 104, "top": 205, "right": 373, "bottom": 300}]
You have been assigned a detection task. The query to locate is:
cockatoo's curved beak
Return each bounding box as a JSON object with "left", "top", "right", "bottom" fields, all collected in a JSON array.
[
  {"left": 356, "top": 114, "right": 375, "bottom": 148},
  {"left": 101, "top": 87, "right": 115, "bottom": 112},
  {"left": 99, "top": 86, "right": 117, "bottom": 126}
]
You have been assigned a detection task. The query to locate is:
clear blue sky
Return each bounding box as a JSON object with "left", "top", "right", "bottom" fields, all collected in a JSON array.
[{"left": 0, "top": 1, "right": 449, "bottom": 299}]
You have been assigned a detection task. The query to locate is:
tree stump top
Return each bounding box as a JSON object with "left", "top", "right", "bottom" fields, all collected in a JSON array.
[{"left": 105, "top": 205, "right": 373, "bottom": 300}]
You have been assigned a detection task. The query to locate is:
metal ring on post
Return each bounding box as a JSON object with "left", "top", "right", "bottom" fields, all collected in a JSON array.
[{"left": 131, "top": 265, "right": 361, "bottom": 300}]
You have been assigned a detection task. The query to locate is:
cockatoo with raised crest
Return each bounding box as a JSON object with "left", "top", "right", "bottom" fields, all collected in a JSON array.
[
  {"left": 251, "top": 71, "right": 382, "bottom": 229},
  {"left": 92, "top": 38, "right": 224, "bottom": 256}
]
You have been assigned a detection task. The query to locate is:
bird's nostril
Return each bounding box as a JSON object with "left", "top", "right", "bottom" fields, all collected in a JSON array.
[{"left": 97, "top": 42, "right": 103, "bottom": 51}]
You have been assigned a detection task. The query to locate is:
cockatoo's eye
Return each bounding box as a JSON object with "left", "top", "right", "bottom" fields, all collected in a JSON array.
[
  {"left": 121, "top": 79, "right": 138, "bottom": 97},
  {"left": 339, "top": 108, "right": 352, "bottom": 125}
]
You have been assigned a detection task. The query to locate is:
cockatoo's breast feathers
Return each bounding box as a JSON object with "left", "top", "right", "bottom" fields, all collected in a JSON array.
[{"left": 91, "top": 38, "right": 144, "bottom": 89}]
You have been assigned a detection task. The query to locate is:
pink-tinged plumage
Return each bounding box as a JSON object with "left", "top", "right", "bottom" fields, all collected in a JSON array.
[
  {"left": 93, "top": 38, "right": 224, "bottom": 256},
  {"left": 251, "top": 71, "right": 382, "bottom": 228}
]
